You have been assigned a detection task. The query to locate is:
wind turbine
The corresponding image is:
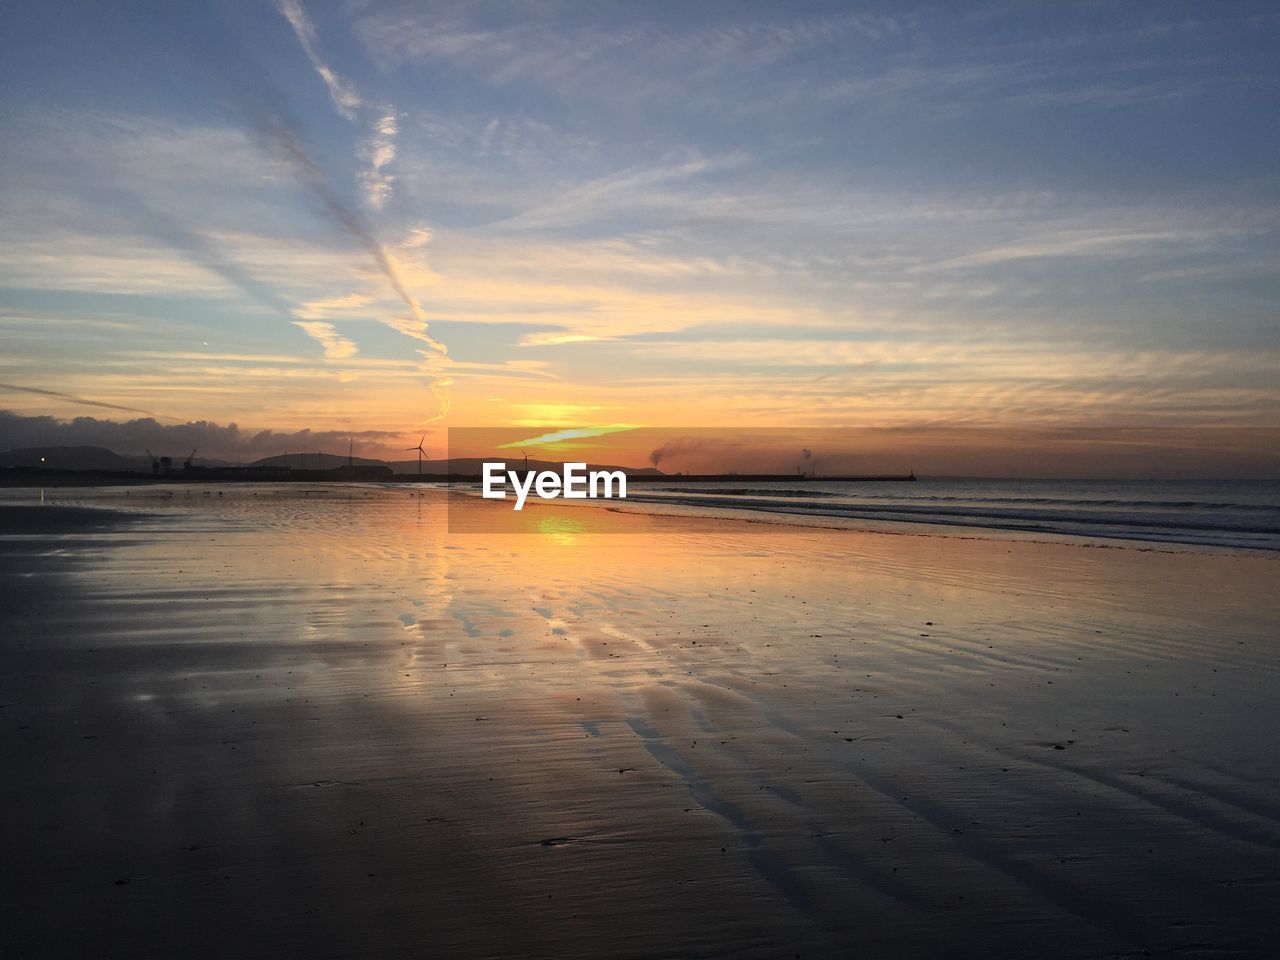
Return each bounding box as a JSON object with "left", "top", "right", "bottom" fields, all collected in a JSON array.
[
  {"left": 405, "top": 433, "right": 429, "bottom": 477},
  {"left": 521, "top": 449, "right": 529, "bottom": 473}
]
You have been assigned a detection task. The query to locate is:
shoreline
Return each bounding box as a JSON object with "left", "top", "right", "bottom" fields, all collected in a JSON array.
[
  {"left": 442, "top": 481, "right": 1280, "bottom": 556},
  {"left": 5, "top": 482, "right": 1280, "bottom": 557}
]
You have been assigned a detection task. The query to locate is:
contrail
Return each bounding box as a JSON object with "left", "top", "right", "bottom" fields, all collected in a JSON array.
[
  {"left": 272, "top": 0, "right": 362, "bottom": 120},
  {"left": 419, "top": 380, "right": 452, "bottom": 427},
  {"left": 104, "top": 189, "right": 295, "bottom": 319},
  {"left": 213, "top": 15, "right": 450, "bottom": 425},
  {"left": 0, "top": 382, "right": 180, "bottom": 420},
  {"left": 273, "top": 0, "right": 397, "bottom": 210},
  {"left": 268, "top": 0, "right": 423, "bottom": 338},
  {"left": 244, "top": 108, "right": 446, "bottom": 354},
  {"left": 239, "top": 100, "right": 452, "bottom": 427}
]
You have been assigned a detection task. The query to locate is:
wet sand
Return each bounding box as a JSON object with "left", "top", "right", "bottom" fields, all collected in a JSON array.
[{"left": 2, "top": 485, "right": 1278, "bottom": 958}]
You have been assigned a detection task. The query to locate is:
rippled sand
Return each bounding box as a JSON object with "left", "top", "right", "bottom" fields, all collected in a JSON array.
[{"left": 2, "top": 485, "right": 1278, "bottom": 958}]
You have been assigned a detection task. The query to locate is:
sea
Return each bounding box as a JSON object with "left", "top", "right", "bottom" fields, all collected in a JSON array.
[{"left": 606, "top": 478, "right": 1280, "bottom": 552}]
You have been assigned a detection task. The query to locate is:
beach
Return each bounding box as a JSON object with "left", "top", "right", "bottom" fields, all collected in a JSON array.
[{"left": 2, "top": 485, "right": 1278, "bottom": 958}]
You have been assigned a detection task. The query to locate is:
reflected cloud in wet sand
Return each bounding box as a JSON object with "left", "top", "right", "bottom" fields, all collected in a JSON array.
[{"left": 1, "top": 485, "right": 1277, "bottom": 958}]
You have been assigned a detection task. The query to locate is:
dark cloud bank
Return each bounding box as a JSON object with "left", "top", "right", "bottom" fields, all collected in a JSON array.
[{"left": 0, "top": 411, "right": 399, "bottom": 462}]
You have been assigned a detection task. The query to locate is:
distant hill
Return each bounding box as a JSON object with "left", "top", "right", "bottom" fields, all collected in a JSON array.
[
  {"left": 255, "top": 452, "right": 661, "bottom": 476},
  {"left": 251, "top": 452, "right": 389, "bottom": 470},
  {"left": 386, "top": 456, "right": 664, "bottom": 477},
  {"left": 0, "top": 445, "right": 662, "bottom": 477},
  {"left": 0, "top": 445, "right": 232, "bottom": 471},
  {"left": 0, "top": 445, "right": 140, "bottom": 471}
]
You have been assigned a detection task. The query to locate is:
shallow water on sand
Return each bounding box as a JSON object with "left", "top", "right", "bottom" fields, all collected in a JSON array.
[
  {"left": 463, "top": 476, "right": 1280, "bottom": 551},
  {"left": 2, "top": 485, "right": 1279, "bottom": 958}
]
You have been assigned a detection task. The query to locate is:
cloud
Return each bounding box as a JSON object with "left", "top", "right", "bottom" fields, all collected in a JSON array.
[
  {"left": 611, "top": 337, "right": 1280, "bottom": 431},
  {"left": 355, "top": 7, "right": 903, "bottom": 102},
  {"left": 911, "top": 228, "right": 1248, "bottom": 273},
  {"left": 0, "top": 409, "right": 400, "bottom": 461},
  {"left": 402, "top": 224, "right": 432, "bottom": 249},
  {"left": 0, "top": 382, "right": 174, "bottom": 419},
  {"left": 241, "top": 107, "right": 446, "bottom": 357},
  {"left": 445, "top": 359, "right": 556, "bottom": 380},
  {"left": 292, "top": 293, "right": 377, "bottom": 320},
  {"left": 274, "top": 0, "right": 401, "bottom": 213},
  {"left": 359, "top": 108, "right": 398, "bottom": 210},
  {"left": 292, "top": 321, "right": 358, "bottom": 359},
  {"left": 491, "top": 152, "right": 746, "bottom": 232},
  {"left": 274, "top": 0, "right": 363, "bottom": 119},
  {"left": 519, "top": 332, "right": 603, "bottom": 347},
  {"left": 496, "top": 424, "right": 638, "bottom": 448}
]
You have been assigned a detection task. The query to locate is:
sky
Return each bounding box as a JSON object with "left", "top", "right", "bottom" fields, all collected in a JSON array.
[{"left": 1, "top": 1, "right": 1278, "bottom": 476}]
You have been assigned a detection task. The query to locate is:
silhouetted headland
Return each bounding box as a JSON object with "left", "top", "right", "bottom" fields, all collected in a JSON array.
[{"left": 0, "top": 445, "right": 917, "bottom": 485}]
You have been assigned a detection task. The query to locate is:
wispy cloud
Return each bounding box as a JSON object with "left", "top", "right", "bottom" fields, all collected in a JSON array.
[
  {"left": 241, "top": 106, "right": 445, "bottom": 353},
  {"left": 497, "top": 424, "right": 638, "bottom": 448},
  {"left": 292, "top": 293, "right": 377, "bottom": 320},
  {"left": 490, "top": 152, "right": 747, "bottom": 232},
  {"left": 356, "top": 7, "right": 905, "bottom": 102},
  {"left": 5, "top": 3, "right": 1276, "bottom": 463},
  {"left": 910, "top": 227, "right": 1249, "bottom": 273},
  {"left": 520, "top": 332, "right": 604, "bottom": 347},
  {"left": 359, "top": 108, "right": 399, "bottom": 210},
  {"left": 274, "top": 0, "right": 401, "bottom": 212},
  {"left": 292, "top": 320, "right": 358, "bottom": 359},
  {"left": 266, "top": 0, "right": 450, "bottom": 423},
  {"left": 0, "top": 310, "right": 137, "bottom": 334},
  {"left": 617, "top": 337, "right": 1280, "bottom": 429},
  {"left": 273, "top": 0, "right": 362, "bottom": 119},
  {"left": 0, "top": 383, "right": 176, "bottom": 419}
]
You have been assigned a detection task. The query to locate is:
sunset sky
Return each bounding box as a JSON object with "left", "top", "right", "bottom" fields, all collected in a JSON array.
[{"left": 2, "top": 1, "right": 1278, "bottom": 475}]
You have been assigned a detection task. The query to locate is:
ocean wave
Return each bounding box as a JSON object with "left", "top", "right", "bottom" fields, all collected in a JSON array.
[
  {"left": 641, "top": 487, "right": 1264, "bottom": 511},
  {"left": 619, "top": 484, "right": 1280, "bottom": 551}
]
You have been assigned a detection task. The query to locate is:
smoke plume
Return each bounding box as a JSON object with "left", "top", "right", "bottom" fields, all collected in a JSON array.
[{"left": 648, "top": 437, "right": 742, "bottom": 468}]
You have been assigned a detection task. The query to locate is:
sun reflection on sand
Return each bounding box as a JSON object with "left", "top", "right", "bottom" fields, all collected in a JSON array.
[
  {"left": 4, "top": 484, "right": 1280, "bottom": 958},
  {"left": 534, "top": 514, "right": 588, "bottom": 546}
]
